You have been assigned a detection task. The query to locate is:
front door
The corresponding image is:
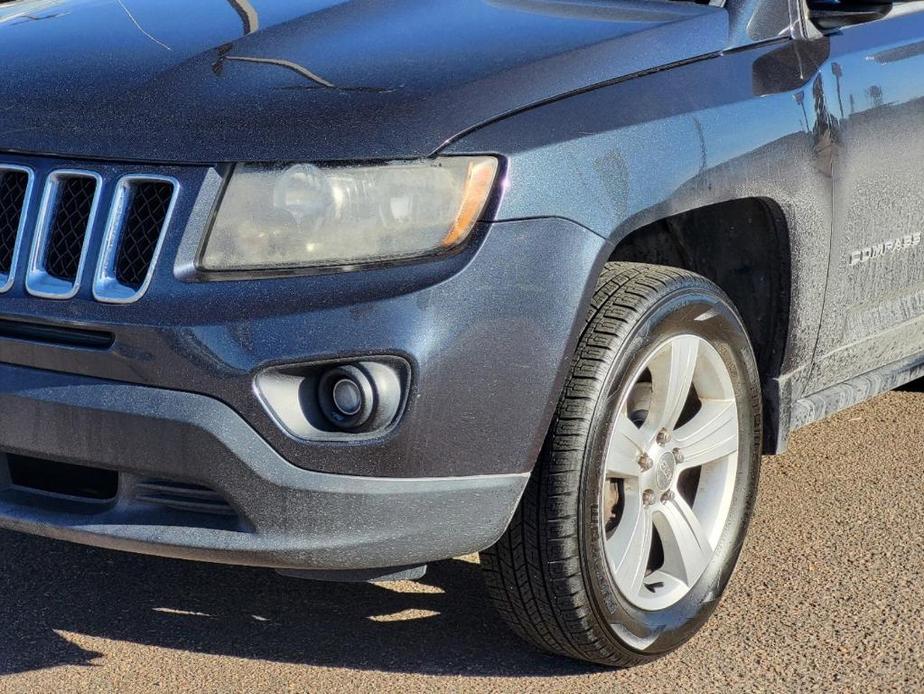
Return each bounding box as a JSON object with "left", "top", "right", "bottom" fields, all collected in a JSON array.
[{"left": 808, "top": 5, "right": 924, "bottom": 393}]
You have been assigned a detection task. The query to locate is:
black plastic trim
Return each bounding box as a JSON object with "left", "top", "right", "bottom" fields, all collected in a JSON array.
[{"left": 0, "top": 319, "right": 114, "bottom": 349}]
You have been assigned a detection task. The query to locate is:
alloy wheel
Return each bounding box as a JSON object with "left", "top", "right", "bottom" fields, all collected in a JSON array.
[{"left": 601, "top": 334, "right": 739, "bottom": 611}]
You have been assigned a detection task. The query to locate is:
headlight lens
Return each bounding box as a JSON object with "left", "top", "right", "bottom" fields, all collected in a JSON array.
[{"left": 200, "top": 156, "right": 498, "bottom": 271}]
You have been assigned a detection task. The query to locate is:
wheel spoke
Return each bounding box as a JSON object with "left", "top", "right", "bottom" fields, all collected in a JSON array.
[
  {"left": 646, "top": 336, "right": 699, "bottom": 435},
  {"left": 605, "top": 414, "right": 646, "bottom": 478},
  {"left": 673, "top": 400, "right": 738, "bottom": 470},
  {"left": 654, "top": 496, "right": 713, "bottom": 586},
  {"left": 607, "top": 496, "right": 652, "bottom": 598}
]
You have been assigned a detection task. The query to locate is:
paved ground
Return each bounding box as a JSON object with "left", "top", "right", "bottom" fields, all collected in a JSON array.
[{"left": 1, "top": 389, "right": 923, "bottom": 693}]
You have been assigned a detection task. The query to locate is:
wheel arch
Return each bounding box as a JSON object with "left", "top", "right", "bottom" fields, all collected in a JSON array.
[{"left": 609, "top": 197, "right": 792, "bottom": 453}]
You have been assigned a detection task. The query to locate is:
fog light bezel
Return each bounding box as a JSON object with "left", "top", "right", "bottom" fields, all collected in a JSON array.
[{"left": 255, "top": 356, "right": 410, "bottom": 442}]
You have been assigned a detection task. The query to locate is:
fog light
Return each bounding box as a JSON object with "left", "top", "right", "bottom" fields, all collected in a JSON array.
[
  {"left": 317, "top": 362, "right": 401, "bottom": 432},
  {"left": 332, "top": 378, "right": 363, "bottom": 416}
]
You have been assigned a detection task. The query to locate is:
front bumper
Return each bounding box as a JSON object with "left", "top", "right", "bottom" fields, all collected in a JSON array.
[{"left": 0, "top": 363, "right": 528, "bottom": 570}]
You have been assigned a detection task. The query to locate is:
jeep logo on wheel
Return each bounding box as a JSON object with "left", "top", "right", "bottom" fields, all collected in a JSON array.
[{"left": 656, "top": 451, "right": 677, "bottom": 491}]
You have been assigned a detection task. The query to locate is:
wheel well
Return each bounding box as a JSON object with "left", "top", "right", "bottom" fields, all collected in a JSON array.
[{"left": 610, "top": 198, "right": 791, "bottom": 451}]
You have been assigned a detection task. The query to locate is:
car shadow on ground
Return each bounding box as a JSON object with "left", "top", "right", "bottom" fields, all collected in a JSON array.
[{"left": 0, "top": 530, "right": 602, "bottom": 678}]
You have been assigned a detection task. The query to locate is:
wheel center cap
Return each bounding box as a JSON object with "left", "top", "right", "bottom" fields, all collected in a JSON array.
[{"left": 655, "top": 451, "right": 676, "bottom": 491}]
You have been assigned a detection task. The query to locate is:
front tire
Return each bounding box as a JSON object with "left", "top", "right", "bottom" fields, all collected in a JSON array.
[{"left": 481, "top": 262, "right": 762, "bottom": 666}]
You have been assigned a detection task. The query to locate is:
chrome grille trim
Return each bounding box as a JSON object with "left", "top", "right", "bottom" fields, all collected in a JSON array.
[
  {"left": 0, "top": 164, "right": 34, "bottom": 294},
  {"left": 93, "top": 175, "right": 179, "bottom": 304},
  {"left": 25, "top": 169, "right": 103, "bottom": 300}
]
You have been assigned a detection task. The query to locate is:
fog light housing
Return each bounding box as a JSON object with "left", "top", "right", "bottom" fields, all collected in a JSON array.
[{"left": 255, "top": 358, "right": 408, "bottom": 441}]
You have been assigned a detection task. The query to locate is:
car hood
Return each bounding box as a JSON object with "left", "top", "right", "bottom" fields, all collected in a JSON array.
[{"left": 0, "top": 0, "right": 727, "bottom": 163}]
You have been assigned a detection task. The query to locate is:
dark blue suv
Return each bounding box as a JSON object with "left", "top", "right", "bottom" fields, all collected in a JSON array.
[{"left": 0, "top": 0, "right": 920, "bottom": 666}]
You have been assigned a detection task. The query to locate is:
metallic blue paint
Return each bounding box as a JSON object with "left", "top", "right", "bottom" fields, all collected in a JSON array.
[
  {"left": 448, "top": 37, "right": 834, "bottom": 402},
  {"left": 0, "top": 0, "right": 727, "bottom": 163}
]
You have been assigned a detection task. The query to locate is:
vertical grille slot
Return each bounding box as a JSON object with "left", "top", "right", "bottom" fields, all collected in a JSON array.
[
  {"left": 0, "top": 166, "right": 31, "bottom": 292},
  {"left": 115, "top": 181, "right": 174, "bottom": 289},
  {"left": 26, "top": 170, "right": 101, "bottom": 299},
  {"left": 94, "top": 176, "right": 177, "bottom": 303},
  {"left": 45, "top": 176, "right": 97, "bottom": 281}
]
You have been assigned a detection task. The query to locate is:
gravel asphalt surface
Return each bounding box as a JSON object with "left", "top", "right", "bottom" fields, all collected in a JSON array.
[{"left": 1, "top": 388, "right": 922, "bottom": 692}]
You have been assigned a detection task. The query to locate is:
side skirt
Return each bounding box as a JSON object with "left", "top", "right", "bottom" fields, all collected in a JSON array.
[{"left": 789, "top": 353, "right": 924, "bottom": 434}]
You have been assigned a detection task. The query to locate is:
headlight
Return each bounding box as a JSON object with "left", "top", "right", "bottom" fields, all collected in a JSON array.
[{"left": 200, "top": 156, "right": 498, "bottom": 271}]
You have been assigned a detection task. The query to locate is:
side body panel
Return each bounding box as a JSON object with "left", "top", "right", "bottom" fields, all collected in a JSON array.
[
  {"left": 807, "top": 13, "right": 924, "bottom": 393},
  {"left": 447, "top": 38, "right": 836, "bottom": 416}
]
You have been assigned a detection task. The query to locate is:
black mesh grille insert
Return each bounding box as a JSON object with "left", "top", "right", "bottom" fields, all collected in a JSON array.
[
  {"left": 45, "top": 176, "right": 97, "bottom": 281},
  {"left": 0, "top": 170, "right": 28, "bottom": 275},
  {"left": 114, "top": 181, "right": 173, "bottom": 290}
]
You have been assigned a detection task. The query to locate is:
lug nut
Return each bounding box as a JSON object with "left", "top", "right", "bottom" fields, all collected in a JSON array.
[
  {"left": 643, "top": 489, "right": 656, "bottom": 506},
  {"left": 672, "top": 447, "right": 684, "bottom": 464},
  {"left": 661, "top": 490, "right": 675, "bottom": 504},
  {"left": 657, "top": 428, "right": 671, "bottom": 445},
  {"left": 638, "top": 453, "right": 653, "bottom": 471}
]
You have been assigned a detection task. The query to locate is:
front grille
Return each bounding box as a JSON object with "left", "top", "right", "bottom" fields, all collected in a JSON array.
[
  {"left": 1, "top": 160, "right": 182, "bottom": 302},
  {"left": 0, "top": 168, "right": 29, "bottom": 280},
  {"left": 44, "top": 175, "right": 97, "bottom": 281},
  {"left": 114, "top": 180, "right": 174, "bottom": 289}
]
